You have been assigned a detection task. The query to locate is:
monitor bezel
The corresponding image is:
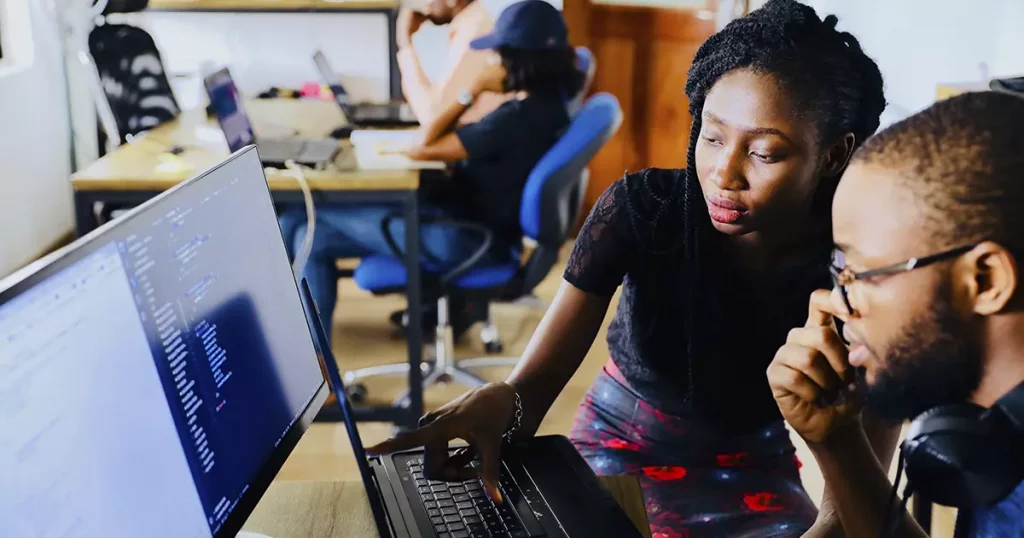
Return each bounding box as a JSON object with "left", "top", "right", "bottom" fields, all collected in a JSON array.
[{"left": 0, "top": 146, "right": 329, "bottom": 538}]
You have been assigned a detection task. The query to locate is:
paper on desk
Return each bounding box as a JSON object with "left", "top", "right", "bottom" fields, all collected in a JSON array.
[
  {"left": 349, "top": 129, "right": 421, "bottom": 154},
  {"left": 350, "top": 129, "right": 446, "bottom": 170}
]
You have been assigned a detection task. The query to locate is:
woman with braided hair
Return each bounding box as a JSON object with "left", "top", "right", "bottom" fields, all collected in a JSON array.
[{"left": 367, "top": 1, "right": 895, "bottom": 536}]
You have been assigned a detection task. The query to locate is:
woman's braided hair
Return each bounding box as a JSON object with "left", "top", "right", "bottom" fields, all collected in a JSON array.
[{"left": 672, "top": 0, "right": 886, "bottom": 401}]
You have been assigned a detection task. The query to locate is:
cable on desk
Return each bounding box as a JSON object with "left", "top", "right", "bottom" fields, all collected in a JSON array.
[{"left": 284, "top": 159, "right": 317, "bottom": 279}]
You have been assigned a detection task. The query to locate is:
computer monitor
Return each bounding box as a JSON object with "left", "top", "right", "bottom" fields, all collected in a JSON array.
[
  {"left": 0, "top": 147, "right": 328, "bottom": 538},
  {"left": 204, "top": 68, "right": 257, "bottom": 152}
]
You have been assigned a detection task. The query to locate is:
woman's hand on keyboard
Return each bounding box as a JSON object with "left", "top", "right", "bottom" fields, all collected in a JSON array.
[{"left": 366, "top": 382, "right": 518, "bottom": 504}]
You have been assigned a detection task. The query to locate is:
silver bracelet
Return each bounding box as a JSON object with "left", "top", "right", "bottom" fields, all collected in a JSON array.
[{"left": 502, "top": 391, "right": 523, "bottom": 445}]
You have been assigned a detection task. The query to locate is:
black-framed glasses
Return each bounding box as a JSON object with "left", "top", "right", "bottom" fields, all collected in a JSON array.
[{"left": 829, "top": 244, "right": 977, "bottom": 314}]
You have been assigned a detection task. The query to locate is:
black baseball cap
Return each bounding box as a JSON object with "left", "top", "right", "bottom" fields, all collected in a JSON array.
[{"left": 469, "top": 0, "right": 568, "bottom": 51}]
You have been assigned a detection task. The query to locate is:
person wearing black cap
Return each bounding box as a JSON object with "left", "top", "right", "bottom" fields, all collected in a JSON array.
[
  {"left": 281, "top": 0, "right": 584, "bottom": 340},
  {"left": 404, "top": 0, "right": 584, "bottom": 249}
]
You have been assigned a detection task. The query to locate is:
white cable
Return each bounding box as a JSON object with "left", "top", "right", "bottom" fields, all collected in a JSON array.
[{"left": 284, "top": 160, "right": 317, "bottom": 279}]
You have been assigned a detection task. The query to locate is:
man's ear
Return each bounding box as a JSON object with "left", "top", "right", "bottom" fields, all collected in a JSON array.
[
  {"left": 966, "top": 242, "right": 1019, "bottom": 316},
  {"left": 822, "top": 133, "right": 857, "bottom": 179}
]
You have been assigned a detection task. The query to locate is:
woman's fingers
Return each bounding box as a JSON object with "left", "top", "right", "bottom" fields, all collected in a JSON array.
[{"left": 365, "top": 417, "right": 449, "bottom": 455}]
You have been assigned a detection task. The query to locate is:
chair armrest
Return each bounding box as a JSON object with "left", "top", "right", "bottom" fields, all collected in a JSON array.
[{"left": 379, "top": 212, "right": 494, "bottom": 287}]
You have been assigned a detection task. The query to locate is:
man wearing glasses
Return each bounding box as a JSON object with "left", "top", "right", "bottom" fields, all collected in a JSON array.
[{"left": 767, "top": 90, "right": 1024, "bottom": 537}]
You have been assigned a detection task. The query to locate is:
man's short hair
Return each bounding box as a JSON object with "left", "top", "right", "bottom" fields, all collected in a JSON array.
[{"left": 852, "top": 91, "right": 1024, "bottom": 248}]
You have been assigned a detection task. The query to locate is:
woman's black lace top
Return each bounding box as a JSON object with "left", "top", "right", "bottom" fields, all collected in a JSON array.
[{"left": 564, "top": 168, "right": 831, "bottom": 431}]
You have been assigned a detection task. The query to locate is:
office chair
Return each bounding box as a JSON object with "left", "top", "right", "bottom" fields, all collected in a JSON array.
[
  {"left": 88, "top": 0, "right": 179, "bottom": 148},
  {"left": 84, "top": 0, "right": 179, "bottom": 223},
  {"left": 345, "top": 93, "right": 623, "bottom": 406}
]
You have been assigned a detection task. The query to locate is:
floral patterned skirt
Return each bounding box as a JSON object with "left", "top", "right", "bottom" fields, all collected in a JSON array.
[{"left": 568, "top": 361, "right": 818, "bottom": 538}]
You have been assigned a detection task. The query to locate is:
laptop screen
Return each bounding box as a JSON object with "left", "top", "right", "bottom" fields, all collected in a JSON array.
[
  {"left": 312, "top": 51, "right": 352, "bottom": 106},
  {"left": 0, "top": 148, "right": 327, "bottom": 538},
  {"left": 204, "top": 68, "right": 256, "bottom": 152}
]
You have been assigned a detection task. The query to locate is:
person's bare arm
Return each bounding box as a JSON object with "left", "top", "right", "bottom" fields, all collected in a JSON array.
[
  {"left": 507, "top": 281, "right": 612, "bottom": 434},
  {"left": 400, "top": 27, "right": 494, "bottom": 125},
  {"left": 365, "top": 280, "right": 612, "bottom": 502},
  {"left": 406, "top": 132, "right": 468, "bottom": 162},
  {"left": 418, "top": 90, "right": 474, "bottom": 147},
  {"left": 809, "top": 415, "right": 902, "bottom": 536},
  {"left": 405, "top": 62, "right": 505, "bottom": 162},
  {"left": 809, "top": 422, "right": 926, "bottom": 538},
  {"left": 397, "top": 46, "right": 436, "bottom": 122},
  {"left": 365, "top": 182, "right": 630, "bottom": 503}
]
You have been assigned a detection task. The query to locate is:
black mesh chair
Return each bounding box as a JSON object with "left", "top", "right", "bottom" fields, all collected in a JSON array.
[
  {"left": 88, "top": 1, "right": 179, "bottom": 147},
  {"left": 85, "top": 0, "right": 179, "bottom": 222}
]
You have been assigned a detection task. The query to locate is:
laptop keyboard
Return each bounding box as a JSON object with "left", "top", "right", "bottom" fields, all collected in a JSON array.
[{"left": 402, "top": 456, "right": 546, "bottom": 538}]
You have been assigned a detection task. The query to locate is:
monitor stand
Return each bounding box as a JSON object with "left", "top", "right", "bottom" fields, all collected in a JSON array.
[{"left": 237, "top": 532, "right": 274, "bottom": 538}]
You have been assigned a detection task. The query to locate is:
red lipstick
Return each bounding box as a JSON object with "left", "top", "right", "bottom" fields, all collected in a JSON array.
[{"left": 707, "top": 194, "right": 747, "bottom": 224}]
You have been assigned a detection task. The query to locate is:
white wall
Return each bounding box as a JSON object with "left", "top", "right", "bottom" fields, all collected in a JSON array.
[
  {"left": 0, "top": 0, "right": 74, "bottom": 277},
  {"left": 801, "top": 0, "right": 1023, "bottom": 128},
  {"left": 133, "top": 0, "right": 549, "bottom": 110}
]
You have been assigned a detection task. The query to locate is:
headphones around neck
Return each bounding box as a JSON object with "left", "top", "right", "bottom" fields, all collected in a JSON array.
[{"left": 902, "top": 380, "right": 1024, "bottom": 508}]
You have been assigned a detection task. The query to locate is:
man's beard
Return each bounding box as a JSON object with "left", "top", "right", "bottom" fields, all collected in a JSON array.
[{"left": 856, "top": 281, "right": 983, "bottom": 424}]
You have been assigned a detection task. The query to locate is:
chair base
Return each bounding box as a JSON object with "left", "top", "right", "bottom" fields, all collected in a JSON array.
[
  {"left": 343, "top": 357, "right": 519, "bottom": 408},
  {"left": 343, "top": 298, "right": 518, "bottom": 409}
]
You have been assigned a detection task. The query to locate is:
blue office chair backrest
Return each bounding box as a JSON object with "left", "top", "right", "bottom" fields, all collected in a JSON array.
[{"left": 516, "top": 93, "right": 621, "bottom": 292}]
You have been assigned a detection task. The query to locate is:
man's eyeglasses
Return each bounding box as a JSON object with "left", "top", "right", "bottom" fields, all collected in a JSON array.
[{"left": 829, "top": 244, "right": 977, "bottom": 314}]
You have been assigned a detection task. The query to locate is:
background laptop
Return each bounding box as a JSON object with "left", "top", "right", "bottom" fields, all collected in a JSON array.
[
  {"left": 296, "top": 279, "right": 643, "bottom": 538},
  {"left": 0, "top": 147, "right": 329, "bottom": 537},
  {"left": 313, "top": 50, "right": 419, "bottom": 127},
  {"left": 203, "top": 67, "right": 340, "bottom": 167}
]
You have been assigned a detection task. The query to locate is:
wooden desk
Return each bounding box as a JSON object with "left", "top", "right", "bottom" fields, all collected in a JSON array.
[
  {"left": 242, "top": 477, "right": 652, "bottom": 537},
  {"left": 72, "top": 100, "right": 419, "bottom": 197},
  {"left": 71, "top": 99, "right": 431, "bottom": 429}
]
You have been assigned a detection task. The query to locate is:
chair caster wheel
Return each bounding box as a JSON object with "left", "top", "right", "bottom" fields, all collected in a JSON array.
[
  {"left": 347, "top": 383, "right": 368, "bottom": 404},
  {"left": 485, "top": 341, "right": 504, "bottom": 354}
]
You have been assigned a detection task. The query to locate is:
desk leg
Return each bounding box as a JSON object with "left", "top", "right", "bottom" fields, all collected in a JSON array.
[
  {"left": 388, "top": 9, "right": 402, "bottom": 101},
  {"left": 74, "top": 192, "right": 98, "bottom": 237},
  {"left": 404, "top": 192, "right": 423, "bottom": 428}
]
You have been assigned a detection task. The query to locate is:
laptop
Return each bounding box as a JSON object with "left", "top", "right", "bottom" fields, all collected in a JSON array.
[
  {"left": 203, "top": 67, "right": 340, "bottom": 167},
  {"left": 0, "top": 146, "right": 329, "bottom": 537},
  {"left": 296, "top": 279, "right": 644, "bottom": 538},
  {"left": 313, "top": 50, "right": 419, "bottom": 127}
]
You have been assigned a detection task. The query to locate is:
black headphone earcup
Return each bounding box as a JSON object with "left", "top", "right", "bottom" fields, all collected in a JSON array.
[{"left": 904, "top": 404, "right": 1024, "bottom": 507}]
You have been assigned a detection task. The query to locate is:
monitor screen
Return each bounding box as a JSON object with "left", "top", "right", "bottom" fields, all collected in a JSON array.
[
  {"left": 0, "top": 148, "right": 327, "bottom": 538},
  {"left": 204, "top": 68, "right": 256, "bottom": 152}
]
